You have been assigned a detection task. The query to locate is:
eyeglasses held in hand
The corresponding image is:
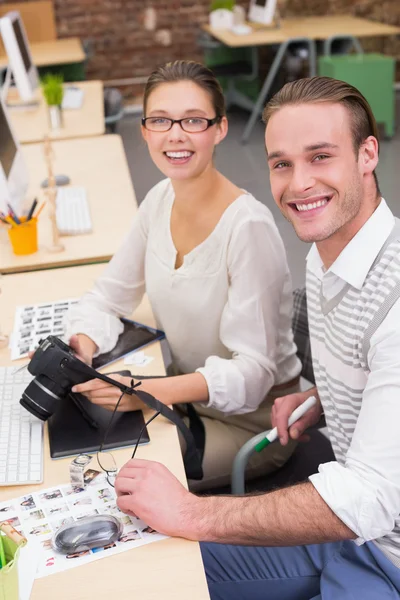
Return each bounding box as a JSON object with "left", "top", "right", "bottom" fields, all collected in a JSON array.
[
  {"left": 141, "top": 116, "right": 222, "bottom": 133},
  {"left": 97, "top": 379, "right": 160, "bottom": 487}
]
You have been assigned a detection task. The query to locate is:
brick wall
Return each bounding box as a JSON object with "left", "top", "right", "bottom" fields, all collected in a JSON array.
[{"left": 1, "top": 0, "right": 399, "bottom": 98}]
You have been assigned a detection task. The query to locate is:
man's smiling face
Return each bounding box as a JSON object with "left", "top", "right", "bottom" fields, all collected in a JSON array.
[{"left": 265, "top": 101, "right": 369, "bottom": 244}]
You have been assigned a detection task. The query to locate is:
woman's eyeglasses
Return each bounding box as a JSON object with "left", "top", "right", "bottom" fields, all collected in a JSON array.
[
  {"left": 96, "top": 380, "right": 160, "bottom": 487},
  {"left": 141, "top": 116, "right": 222, "bottom": 133}
]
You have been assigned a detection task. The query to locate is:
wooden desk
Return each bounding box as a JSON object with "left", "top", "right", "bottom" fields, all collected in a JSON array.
[
  {"left": 0, "top": 135, "right": 136, "bottom": 274},
  {"left": 0, "top": 37, "right": 85, "bottom": 69},
  {"left": 203, "top": 15, "right": 400, "bottom": 48},
  {"left": 8, "top": 80, "right": 104, "bottom": 144},
  {"left": 0, "top": 264, "right": 210, "bottom": 600},
  {"left": 204, "top": 15, "right": 400, "bottom": 142}
]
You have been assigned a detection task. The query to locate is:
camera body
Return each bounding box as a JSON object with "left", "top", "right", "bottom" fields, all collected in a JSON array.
[{"left": 21, "top": 336, "right": 134, "bottom": 421}]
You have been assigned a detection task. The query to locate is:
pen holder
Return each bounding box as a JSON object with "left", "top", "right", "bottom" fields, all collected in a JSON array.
[
  {"left": 7, "top": 216, "right": 38, "bottom": 255},
  {"left": 0, "top": 528, "right": 26, "bottom": 600}
]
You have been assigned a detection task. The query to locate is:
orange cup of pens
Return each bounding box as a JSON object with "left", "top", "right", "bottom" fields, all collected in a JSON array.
[{"left": 7, "top": 216, "right": 38, "bottom": 255}]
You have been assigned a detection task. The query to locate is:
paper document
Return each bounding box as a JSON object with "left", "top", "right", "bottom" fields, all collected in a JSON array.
[
  {"left": 124, "top": 350, "right": 154, "bottom": 367},
  {"left": 18, "top": 540, "right": 40, "bottom": 599},
  {"left": 0, "top": 474, "right": 167, "bottom": 579},
  {"left": 11, "top": 298, "right": 79, "bottom": 360}
]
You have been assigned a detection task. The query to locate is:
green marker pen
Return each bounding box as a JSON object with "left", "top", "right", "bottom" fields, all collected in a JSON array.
[
  {"left": 0, "top": 535, "right": 6, "bottom": 569},
  {"left": 255, "top": 396, "right": 318, "bottom": 452}
]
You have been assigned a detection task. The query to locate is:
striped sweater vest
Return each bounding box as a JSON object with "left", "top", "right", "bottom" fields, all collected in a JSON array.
[{"left": 307, "top": 218, "right": 400, "bottom": 564}]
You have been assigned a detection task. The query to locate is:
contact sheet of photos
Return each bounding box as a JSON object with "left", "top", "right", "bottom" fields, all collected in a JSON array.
[
  {"left": 10, "top": 298, "right": 79, "bottom": 360},
  {"left": 0, "top": 473, "right": 167, "bottom": 578}
]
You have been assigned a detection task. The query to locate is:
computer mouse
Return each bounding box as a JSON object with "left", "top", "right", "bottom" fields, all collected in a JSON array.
[
  {"left": 41, "top": 174, "right": 70, "bottom": 188},
  {"left": 52, "top": 514, "right": 123, "bottom": 554}
]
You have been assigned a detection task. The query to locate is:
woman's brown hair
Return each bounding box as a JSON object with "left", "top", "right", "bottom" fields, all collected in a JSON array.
[{"left": 143, "top": 60, "right": 226, "bottom": 118}]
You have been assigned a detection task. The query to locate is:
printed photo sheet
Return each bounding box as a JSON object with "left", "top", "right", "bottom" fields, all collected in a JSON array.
[
  {"left": 11, "top": 298, "right": 79, "bottom": 360},
  {"left": 0, "top": 475, "right": 167, "bottom": 578}
]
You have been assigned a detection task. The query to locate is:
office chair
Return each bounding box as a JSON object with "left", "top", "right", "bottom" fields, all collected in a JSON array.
[
  {"left": 285, "top": 34, "right": 363, "bottom": 82},
  {"left": 104, "top": 87, "right": 124, "bottom": 133},
  {"left": 198, "top": 31, "right": 259, "bottom": 112},
  {"left": 319, "top": 37, "right": 395, "bottom": 139},
  {"left": 231, "top": 287, "right": 334, "bottom": 495}
]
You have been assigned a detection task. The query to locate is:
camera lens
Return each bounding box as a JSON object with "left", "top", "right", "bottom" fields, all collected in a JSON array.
[{"left": 20, "top": 374, "right": 63, "bottom": 420}]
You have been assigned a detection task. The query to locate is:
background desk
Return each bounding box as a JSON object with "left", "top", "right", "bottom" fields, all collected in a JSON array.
[
  {"left": 0, "top": 135, "right": 136, "bottom": 274},
  {"left": 204, "top": 15, "right": 400, "bottom": 142},
  {"left": 0, "top": 2, "right": 86, "bottom": 79},
  {"left": 8, "top": 80, "right": 104, "bottom": 144},
  {"left": 0, "top": 37, "right": 85, "bottom": 69},
  {"left": 0, "top": 264, "right": 210, "bottom": 600},
  {"left": 204, "top": 15, "right": 400, "bottom": 48}
]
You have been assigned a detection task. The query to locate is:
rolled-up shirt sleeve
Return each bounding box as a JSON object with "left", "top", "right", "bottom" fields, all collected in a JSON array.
[
  {"left": 65, "top": 200, "right": 150, "bottom": 355},
  {"left": 309, "top": 297, "right": 400, "bottom": 543},
  {"left": 196, "top": 218, "right": 296, "bottom": 415}
]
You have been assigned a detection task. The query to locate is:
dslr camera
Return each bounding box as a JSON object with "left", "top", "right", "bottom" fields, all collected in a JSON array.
[
  {"left": 21, "top": 336, "right": 136, "bottom": 421},
  {"left": 20, "top": 335, "right": 204, "bottom": 480}
]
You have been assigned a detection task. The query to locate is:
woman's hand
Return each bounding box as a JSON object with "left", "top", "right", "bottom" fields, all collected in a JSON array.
[
  {"left": 28, "top": 333, "right": 97, "bottom": 365},
  {"left": 71, "top": 374, "right": 144, "bottom": 412},
  {"left": 69, "top": 334, "right": 97, "bottom": 366}
]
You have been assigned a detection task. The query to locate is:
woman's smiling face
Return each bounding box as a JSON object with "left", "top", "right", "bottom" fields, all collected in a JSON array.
[{"left": 142, "top": 80, "right": 228, "bottom": 181}]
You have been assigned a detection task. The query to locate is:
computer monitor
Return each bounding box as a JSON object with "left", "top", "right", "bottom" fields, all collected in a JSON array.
[
  {"left": 248, "top": 0, "right": 278, "bottom": 25},
  {"left": 0, "top": 11, "right": 39, "bottom": 102},
  {"left": 0, "top": 94, "right": 29, "bottom": 213}
]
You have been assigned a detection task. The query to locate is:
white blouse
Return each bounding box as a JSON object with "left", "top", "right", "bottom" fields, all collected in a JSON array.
[{"left": 66, "top": 179, "right": 301, "bottom": 416}]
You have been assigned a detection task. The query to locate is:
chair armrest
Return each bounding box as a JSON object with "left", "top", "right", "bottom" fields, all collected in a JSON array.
[{"left": 231, "top": 431, "right": 271, "bottom": 495}]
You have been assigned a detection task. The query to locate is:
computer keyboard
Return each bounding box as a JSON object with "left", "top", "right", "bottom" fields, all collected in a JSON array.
[
  {"left": 56, "top": 187, "right": 92, "bottom": 235},
  {"left": 0, "top": 366, "right": 44, "bottom": 486}
]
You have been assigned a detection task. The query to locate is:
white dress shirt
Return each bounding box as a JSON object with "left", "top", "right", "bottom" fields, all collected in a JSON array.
[
  {"left": 66, "top": 179, "right": 301, "bottom": 416},
  {"left": 308, "top": 199, "right": 400, "bottom": 563}
]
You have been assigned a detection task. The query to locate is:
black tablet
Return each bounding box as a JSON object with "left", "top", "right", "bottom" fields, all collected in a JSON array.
[
  {"left": 48, "top": 391, "right": 150, "bottom": 458},
  {"left": 92, "top": 318, "right": 165, "bottom": 370}
]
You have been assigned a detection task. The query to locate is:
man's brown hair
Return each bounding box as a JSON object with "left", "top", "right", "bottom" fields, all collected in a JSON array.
[{"left": 263, "top": 76, "right": 380, "bottom": 193}]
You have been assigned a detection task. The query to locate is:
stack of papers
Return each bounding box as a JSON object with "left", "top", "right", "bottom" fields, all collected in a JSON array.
[{"left": 10, "top": 299, "right": 78, "bottom": 360}]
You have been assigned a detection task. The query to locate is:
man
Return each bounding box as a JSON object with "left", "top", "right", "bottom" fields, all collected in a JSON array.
[{"left": 114, "top": 77, "right": 400, "bottom": 599}]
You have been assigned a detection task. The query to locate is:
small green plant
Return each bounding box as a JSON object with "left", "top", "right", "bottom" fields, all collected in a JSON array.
[
  {"left": 41, "top": 73, "right": 64, "bottom": 106},
  {"left": 210, "top": 0, "right": 235, "bottom": 11}
]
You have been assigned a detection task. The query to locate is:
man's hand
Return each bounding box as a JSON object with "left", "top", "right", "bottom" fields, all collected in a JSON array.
[
  {"left": 272, "top": 387, "right": 322, "bottom": 445},
  {"left": 71, "top": 374, "right": 143, "bottom": 412},
  {"left": 115, "top": 459, "right": 200, "bottom": 539}
]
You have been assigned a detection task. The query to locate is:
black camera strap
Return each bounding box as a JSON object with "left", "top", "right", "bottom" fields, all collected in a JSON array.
[
  {"left": 133, "top": 387, "right": 204, "bottom": 481},
  {"left": 73, "top": 365, "right": 204, "bottom": 481},
  {"left": 110, "top": 371, "right": 204, "bottom": 481}
]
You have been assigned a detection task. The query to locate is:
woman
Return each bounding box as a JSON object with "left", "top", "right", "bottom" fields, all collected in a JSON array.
[{"left": 66, "top": 60, "right": 301, "bottom": 490}]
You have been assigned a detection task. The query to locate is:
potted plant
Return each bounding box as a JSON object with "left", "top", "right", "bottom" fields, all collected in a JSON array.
[
  {"left": 209, "top": 0, "right": 236, "bottom": 29},
  {"left": 210, "top": 0, "right": 235, "bottom": 9},
  {"left": 41, "top": 73, "right": 64, "bottom": 130}
]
